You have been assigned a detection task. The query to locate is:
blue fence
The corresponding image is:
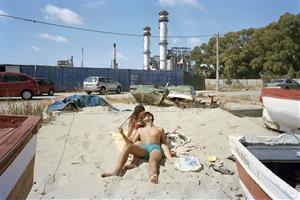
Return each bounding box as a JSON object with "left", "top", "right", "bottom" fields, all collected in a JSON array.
[{"left": 18, "top": 65, "right": 184, "bottom": 91}]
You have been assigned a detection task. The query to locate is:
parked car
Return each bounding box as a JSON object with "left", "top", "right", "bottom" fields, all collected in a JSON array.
[
  {"left": 35, "top": 78, "right": 55, "bottom": 96},
  {"left": 83, "top": 76, "right": 122, "bottom": 94},
  {"left": 0, "top": 72, "right": 39, "bottom": 100},
  {"left": 266, "top": 79, "right": 300, "bottom": 89}
]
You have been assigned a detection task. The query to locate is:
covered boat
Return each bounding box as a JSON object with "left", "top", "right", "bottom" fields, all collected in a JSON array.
[
  {"left": 167, "top": 85, "right": 196, "bottom": 101},
  {"left": 229, "top": 134, "right": 300, "bottom": 199},
  {"left": 130, "top": 83, "right": 169, "bottom": 105},
  {"left": 260, "top": 87, "right": 300, "bottom": 134},
  {"left": 0, "top": 115, "right": 42, "bottom": 199}
]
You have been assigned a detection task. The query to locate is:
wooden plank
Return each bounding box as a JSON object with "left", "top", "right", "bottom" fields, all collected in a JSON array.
[
  {"left": 0, "top": 115, "right": 26, "bottom": 128},
  {"left": 0, "top": 128, "right": 14, "bottom": 139}
]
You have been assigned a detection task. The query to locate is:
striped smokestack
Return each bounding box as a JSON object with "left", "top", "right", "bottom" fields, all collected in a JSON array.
[
  {"left": 159, "top": 10, "right": 168, "bottom": 70},
  {"left": 143, "top": 26, "right": 151, "bottom": 70},
  {"left": 112, "top": 43, "right": 118, "bottom": 69}
]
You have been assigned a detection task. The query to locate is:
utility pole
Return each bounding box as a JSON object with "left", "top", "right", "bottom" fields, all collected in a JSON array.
[
  {"left": 216, "top": 32, "right": 219, "bottom": 91},
  {"left": 81, "top": 47, "right": 84, "bottom": 68}
]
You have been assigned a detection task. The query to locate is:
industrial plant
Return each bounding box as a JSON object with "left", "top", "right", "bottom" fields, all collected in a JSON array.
[
  {"left": 143, "top": 11, "right": 191, "bottom": 72},
  {"left": 54, "top": 10, "right": 192, "bottom": 72}
]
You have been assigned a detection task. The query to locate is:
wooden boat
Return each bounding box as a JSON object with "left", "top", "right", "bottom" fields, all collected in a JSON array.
[
  {"left": 130, "top": 83, "right": 169, "bottom": 105},
  {"left": 167, "top": 85, "right": 196, "bottom": 101},
  {"left": 0, "top": 115, "right": 42, "bottom": 199},
  {"left": 261, "top": 87, "right": 300, "bottom": 134},
  {"left": 229, "top": 134, "right": 300, "bottom": 199}
]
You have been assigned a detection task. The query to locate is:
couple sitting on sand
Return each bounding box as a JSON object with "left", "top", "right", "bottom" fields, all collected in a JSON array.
[{"left": 101, "top": 105, "right": 173, "bottom": 184}]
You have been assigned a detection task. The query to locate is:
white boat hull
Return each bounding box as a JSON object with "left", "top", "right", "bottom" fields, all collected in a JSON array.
[
  {"left": 229, "top": 134, "right": 300, "bottom": 200},
  {"left": 261, "top": 88, "right": 300, "bottom": 134},
  {"left": 263, "top": 96, "right": 300, "bottom": 133},
  {"left": 0, "top": 135, "right": 37, "bottom": 199}
]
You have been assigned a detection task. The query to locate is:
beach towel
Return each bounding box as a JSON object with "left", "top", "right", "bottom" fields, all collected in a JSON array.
[
  {"left": 175, "top": 155, "right": 202, "bottom": 172},
  {"left": 166, "top": 126, "right": 204, "bottom": 156},
  {"left": 112, "top": 132, "right": 126, "bottom": 151}
]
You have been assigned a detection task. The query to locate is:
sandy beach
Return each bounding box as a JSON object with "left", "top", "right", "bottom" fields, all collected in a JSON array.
[{"left": 27, "top": 101, "right": 277, "bottom": 199}]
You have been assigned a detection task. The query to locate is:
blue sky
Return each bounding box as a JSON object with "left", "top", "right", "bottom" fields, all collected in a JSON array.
[{"left": 0, "top": 0, "right": 299, "bottom": 69}]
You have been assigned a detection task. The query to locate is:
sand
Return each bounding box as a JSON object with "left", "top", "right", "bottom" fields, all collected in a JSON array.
[{"left": 27, "top": 104, "right": 277, "bottom": 199}]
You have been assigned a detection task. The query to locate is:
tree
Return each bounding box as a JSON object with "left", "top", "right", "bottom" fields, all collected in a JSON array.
[{"left": 189, "top": 12, "right": 300, "bottom": 79}]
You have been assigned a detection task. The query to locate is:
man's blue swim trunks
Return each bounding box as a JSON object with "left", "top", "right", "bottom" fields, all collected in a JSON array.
[{"left": 142, "top": 144, "right": 162, "bottom": 159}]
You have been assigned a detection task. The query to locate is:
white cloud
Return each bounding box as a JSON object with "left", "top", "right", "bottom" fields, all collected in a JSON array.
[
  {"left": 182, "top": 0, "right": 206, "bottom": 10},
  {"left": 117, "top": 52, "right": 130, "bottom": 61},
  {"left": 44, "top": 4, "right": 83, "bottom": 25},
  {"left": 158, "top": 0, "right": 206, "bottom": 10},
  {"left": 38, "top": 33, "right": 69, "bottom": 43},
  {"left": 187, "top": 37, "right": 201, "bottom": 48},
  {"left": 172, "top": 38, "right": 180, "bottom": 44},
  {"left": 31, "top": 46, "right": 41, "bottom": 51},
  {"left": 82, "top": 1, "right": 105, "bottom": 9},
  {"left": 159, "top": 0, "right": 176, "bottom": 6},
  {"left": 0, "top": 10, "right": 8, "bottom": 15}
]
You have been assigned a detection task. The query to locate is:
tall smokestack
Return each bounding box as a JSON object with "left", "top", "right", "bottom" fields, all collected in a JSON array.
[
  {"left": 143, "top": 26, "right": 151, "bottom": 70},
  {"left": 112, "top": 43, "right": 118, "bottom": 69},
  {"left": 159, "top": 10, "right": 169, "bottom": 70},
  {"left": 81, "top": 47, "right": 84, "bottom": 68}
]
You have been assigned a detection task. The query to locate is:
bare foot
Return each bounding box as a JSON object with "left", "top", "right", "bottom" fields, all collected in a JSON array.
[
  {"left": 150, "top": 174, "right": 158, "bottom": 184},
  {"left": 124, "top": 163, "right": 137, "bottom": 170},
  {"left": 101, "top": 171, "right": 120, "bottom": 178}
]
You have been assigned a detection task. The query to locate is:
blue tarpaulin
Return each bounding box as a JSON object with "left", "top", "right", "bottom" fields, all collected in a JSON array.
[{"left": 46, "top": 95, "right": 130, "bottom": 113}]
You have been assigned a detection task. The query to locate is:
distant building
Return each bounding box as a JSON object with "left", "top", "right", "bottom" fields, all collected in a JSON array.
[
  {"left": 149, "top": 47, "right": 191, "bottom": 71},
  {"left": 57, "top": 56, "right": 74, "bottom": 67}
]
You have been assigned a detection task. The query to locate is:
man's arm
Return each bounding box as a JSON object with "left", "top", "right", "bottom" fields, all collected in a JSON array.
[
  {"left": 118, "top": 127, "right": 132, "bottom": 144},
  {"left": 160, "top": 128, "right": 173, "bottom": 160}
]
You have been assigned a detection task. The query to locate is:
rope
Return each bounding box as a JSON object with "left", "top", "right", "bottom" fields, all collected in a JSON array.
[{"left": 39, "top": 114, "right": 75, "bottom": 199}]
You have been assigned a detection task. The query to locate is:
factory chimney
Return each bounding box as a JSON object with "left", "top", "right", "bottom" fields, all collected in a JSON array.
[
  {"left": 159, "top": 10, "right": 169, "bottom": 70},
  {"left": 112, "top": 43, "right": 118, "bottom": 69},
  {"left": 143, "top": 26, "right": 151, "bottom": 70}
]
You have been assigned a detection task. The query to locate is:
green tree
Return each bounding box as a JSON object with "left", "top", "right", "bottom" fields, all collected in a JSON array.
[{"left": 189, "top": 12, "right": 300, "bottom": 79}]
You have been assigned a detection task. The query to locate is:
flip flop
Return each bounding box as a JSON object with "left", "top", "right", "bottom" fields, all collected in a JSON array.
[{"left": 210, "top": 164, "right": 234, "bottom": 175}]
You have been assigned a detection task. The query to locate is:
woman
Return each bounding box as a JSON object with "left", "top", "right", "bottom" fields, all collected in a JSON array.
[
  {"left": 126, "top": 104, "right": 145, "bottom": 141},
  {"left": 118, "top": 104, "right": 145, "bottom": 169}
]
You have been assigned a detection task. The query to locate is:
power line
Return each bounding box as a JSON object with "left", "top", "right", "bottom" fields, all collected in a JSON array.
[{"left": 0, "top": 13, "right": 216, "bottom": 38}]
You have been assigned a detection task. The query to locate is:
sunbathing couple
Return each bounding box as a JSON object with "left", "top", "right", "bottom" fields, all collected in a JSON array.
[{"left": 101, "top": 105, "right": 173, "bottom": 184}]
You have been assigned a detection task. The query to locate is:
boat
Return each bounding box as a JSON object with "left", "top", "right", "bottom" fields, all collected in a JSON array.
[
  {"left": 130, "top": 83, "right": 169, "bottom": 105},
  {"left": 261, "top": 87, "right": 300, "bottom": 134},
  {"left": 167, "top": 85, "right": 196, "bottom": 101},
  {"left": 229, "top": 134, "right": 300, "bottom": 199},
  {"left": 0, "top": 115, "right": 42, "bottom": 199}
]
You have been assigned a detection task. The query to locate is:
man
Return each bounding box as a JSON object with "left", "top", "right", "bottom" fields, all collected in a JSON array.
[{"left": 101, "top": 112, "right": 173, "bottom": 184}]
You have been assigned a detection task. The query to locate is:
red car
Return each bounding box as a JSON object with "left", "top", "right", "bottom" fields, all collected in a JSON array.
[
  {"left": 35, "top": 78, "right": 55, "bottom": 96},
  {"left": 0, "top": 72, "right": 39, "bottom": 100}
]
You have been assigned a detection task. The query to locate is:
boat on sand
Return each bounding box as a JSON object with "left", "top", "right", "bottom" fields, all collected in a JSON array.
[
  {"left": 130, "top": 83, "right": 169, "bottom": 105},
  {"left": 167, "top": 85, "right": 196, "bottom": 101},
  {"left": 0, "top": 115, "right": 42, "bottom": 199},
  {"left": 260, "top": 87, "right": 300, "bottom": 134},
  {"left": 229, "top": 133, "right": 300, "bottom": 199}
]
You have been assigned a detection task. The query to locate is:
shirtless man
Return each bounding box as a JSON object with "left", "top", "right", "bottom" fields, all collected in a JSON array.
[{"left": 101, "top": 112, "right": 173, "bottom": 183}]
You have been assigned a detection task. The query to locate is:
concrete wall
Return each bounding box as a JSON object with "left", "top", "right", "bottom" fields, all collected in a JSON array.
[{"left": 205, "top": 79, "right": 263, "bottom": 90}]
